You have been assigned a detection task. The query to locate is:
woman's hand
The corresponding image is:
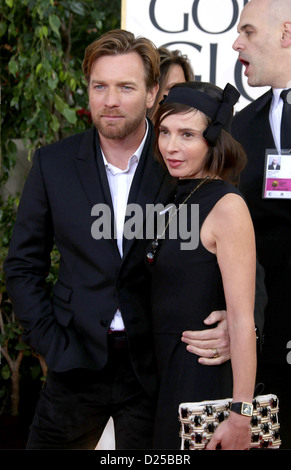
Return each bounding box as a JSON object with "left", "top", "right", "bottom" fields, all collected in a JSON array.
[
  {"left": 206, "top": 412, "right": 251, "bottom": 450},
  {"left": 181, "top": 310, "right": 231, "bottom": 365}
]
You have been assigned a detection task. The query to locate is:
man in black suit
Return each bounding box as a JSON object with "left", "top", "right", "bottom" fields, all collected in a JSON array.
[
  {"left": 4, "top": 29, "right": 168, "bottom": 450},
  {"left": 231, "top": 0, "right": 291, "bottom": 448}
]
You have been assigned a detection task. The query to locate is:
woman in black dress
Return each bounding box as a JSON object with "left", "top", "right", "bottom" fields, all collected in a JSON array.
[{"left": 147, "top": 82, "right": 257, "bottom": 449}]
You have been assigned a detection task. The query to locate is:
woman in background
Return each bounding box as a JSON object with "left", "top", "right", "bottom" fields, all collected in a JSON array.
[{"left": 147, "top": 47, "right": 194, "bottom": 121}]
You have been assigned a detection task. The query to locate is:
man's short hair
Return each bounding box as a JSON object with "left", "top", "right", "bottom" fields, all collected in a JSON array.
[{"left": 82, "top": 29, "right": 160, "bottom": 89}]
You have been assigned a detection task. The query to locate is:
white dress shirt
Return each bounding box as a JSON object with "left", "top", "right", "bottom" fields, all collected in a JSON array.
[{"left": 102, "top": 120, "right": 149, "bottom": 331}]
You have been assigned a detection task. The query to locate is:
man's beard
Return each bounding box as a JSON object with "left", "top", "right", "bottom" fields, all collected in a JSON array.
[{"left": 92, "top": 108, "right": 146, "bottom": 140}]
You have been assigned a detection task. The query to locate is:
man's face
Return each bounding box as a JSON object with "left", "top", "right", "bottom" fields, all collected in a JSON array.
[
  {"left": 88, "top": 52, "right": 157, "bottom": 141},
  {"left": 232, "top": 0, "right": 282, "bottom": 88}
]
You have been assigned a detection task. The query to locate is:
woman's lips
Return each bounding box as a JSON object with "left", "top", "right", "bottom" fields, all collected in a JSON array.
[{"left": 167, "top": 159, "right": 184, "bottom": 168}]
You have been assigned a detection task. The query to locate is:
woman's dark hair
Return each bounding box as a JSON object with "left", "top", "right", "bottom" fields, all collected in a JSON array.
[
  {"left": 154, "top": 81, "right": 247, "bottom": 185},
  {"left": 147, "top": 47, "right": 194, "bottom": 120}
]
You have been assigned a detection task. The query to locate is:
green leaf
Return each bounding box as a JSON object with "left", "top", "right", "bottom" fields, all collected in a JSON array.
[
  {"left": 5, "top": 0, "right": 13, "bottom": 8},
  {"left": 40, "top": 25, "right": 48, "bottom": 39},
  {"left": 8, "top": 58, "right": 18, "bottom": 77},
  {"left": 63, "top": 107, "right": 77, "bottom": 124},
  {"left": 10, "top": 96, "right": 19, "bottom": 107},
  {"left": 7, "top": 139, "right": 17, "bottom": 157},
  {"left": 36, "top": 63, "right": 43, "bottom": 75},
  {"left": 59, "top": 70, "right": 68, "bottom": 82},
  {"left": 49, "top": 14, "right": 61, "bottom": 38},
  {"left": 54, "top": 93, "right": 65, "bottom": 113},
  {"left": 0, "top": 21, "right": 7, "bottom": 37},
  {"left": 50, "top": 114, "right": 60, "bottom": 132},
  {"left": 48, "top": 75, "right": 58, "bottom": 90},
  {"left": 70, "top": 78, "right": 77, "bottom": 92},
  {"left": 1, "top": 364, "right": 11, "bottom": 380},
  {"left": 42, "top": 58, "right": 52, "bottom": 74},
  {"left": 69, "top": 2, "right": 85, "bottom": 16},
  {"left": 15, "top": 342, "right": 30, "bottom": 351}
]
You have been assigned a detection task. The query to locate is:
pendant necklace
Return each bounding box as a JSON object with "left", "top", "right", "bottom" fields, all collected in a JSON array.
[{"left": 146, "top": 176, "right": 210, "bottom": 264}]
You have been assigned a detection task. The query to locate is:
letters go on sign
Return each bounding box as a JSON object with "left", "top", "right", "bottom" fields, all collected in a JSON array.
[{"left": 121, "top": 0, "right": 269, "bottom": 111}]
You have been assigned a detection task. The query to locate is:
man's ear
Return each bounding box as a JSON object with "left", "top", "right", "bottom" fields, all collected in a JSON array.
[
  {"left": 281, "top": 22, "right": 291, "bottom": 47},
  {"left": 146, "top": 83, "right": 159, "bottom": 109}
]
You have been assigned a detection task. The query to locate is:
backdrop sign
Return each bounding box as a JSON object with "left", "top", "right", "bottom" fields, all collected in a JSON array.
[{"left": 121, "top": 0, "right": 268, "bottom": 111}]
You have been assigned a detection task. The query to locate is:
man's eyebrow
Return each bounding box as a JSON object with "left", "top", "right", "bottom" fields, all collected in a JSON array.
[
  {"left": 90, "top": 79, "right": 103, "bottom": 84},
  {"left": 238, "top": 23, "right": 255, "bottom": 32},
  {"left": 90, "top": 79, "right": 137, "bottom": 86}
]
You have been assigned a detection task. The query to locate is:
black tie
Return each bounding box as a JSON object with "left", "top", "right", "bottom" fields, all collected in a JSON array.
[{"left": 280, "top": 89, "right": 291, "bottom": 149}]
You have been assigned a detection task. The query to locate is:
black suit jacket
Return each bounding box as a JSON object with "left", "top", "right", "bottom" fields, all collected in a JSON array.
[
  {"left": 4, "top": 122, "right": 174, "bottom": 397},
  {"left": 231, "top": 89, "right": 291, "bottom": 238},
  {"left": 231, "top": 89, "right": 291, "bottom": 362}
]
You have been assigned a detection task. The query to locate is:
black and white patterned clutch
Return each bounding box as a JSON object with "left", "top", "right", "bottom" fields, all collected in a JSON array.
[{"left": 179, "top": 394, "right": 281, "bottom": 450}]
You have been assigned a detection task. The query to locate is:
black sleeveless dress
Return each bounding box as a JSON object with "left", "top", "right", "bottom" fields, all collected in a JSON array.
[{"left": 147, "top": 178, "right": 243, "bottom": 449}]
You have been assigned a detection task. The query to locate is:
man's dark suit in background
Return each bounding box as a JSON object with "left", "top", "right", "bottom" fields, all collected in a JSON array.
[
  {"left": 232, "top": 90, "right": 291, "bottom": 366},
  {"left": 232, "top": 0, "right": 291, "bottom": 448}
]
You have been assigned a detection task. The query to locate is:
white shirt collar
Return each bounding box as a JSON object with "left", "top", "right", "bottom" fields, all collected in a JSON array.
[
  {"left": 102, "top": 119, "right": 149, "bottom": 173},
  {"left": 271, "top": 88, "right": 286, "bottom": 110}
]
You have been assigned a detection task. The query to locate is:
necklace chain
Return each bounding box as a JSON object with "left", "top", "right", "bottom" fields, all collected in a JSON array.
[
  {"left": 158, "top": 176, "right": 210, "bottom": 239},
  {"left": 146, "top": 175, "right": 210, "bottom": 264}
]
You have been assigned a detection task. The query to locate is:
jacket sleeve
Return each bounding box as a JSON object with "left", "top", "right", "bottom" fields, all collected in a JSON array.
[
  {"left": 254, "top": 257, "right": 267, "bottom": 352},
  {"left": 3, "top": 149, "right": 72, "bottom": 365}
]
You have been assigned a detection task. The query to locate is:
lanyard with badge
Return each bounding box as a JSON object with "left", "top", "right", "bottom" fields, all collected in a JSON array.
[
  {"left": 263, "top": 88, "right": 291, "bottom": 199},
  {"left": 263, "top": 149, "right": 291, "bottom": 199}
]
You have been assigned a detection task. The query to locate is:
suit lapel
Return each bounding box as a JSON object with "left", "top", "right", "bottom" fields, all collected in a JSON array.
[
  {"left": 255, "top": 89, "right": 276, "bottom": 147},
  {"left": 74, "top": 128, "right": 112, "bottom": 206},
  {"left": 122, "top": 122, "right": 174, "bottom": 262},
  {"left": 254, "top": 89, "right": 273, "bottom": 113},
  {"left": 74, "top": 127, "right": 117, "bottom": 249}
]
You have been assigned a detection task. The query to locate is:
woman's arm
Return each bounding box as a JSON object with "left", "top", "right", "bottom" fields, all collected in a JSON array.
[{"left": 201, "top": 192, "right": 257, "bottom": 450}]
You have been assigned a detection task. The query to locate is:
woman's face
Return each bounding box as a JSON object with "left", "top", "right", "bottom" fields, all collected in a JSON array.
[
  {"left": 158, "top": 110, "right": 209, "bottom": 179},
  {"left": 162, "top": 64, "right": 186, "bottom": 95}
]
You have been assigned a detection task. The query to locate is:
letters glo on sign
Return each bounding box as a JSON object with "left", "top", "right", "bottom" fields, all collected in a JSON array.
[{"left": 121, "top": 0, "right": 268, "bottom": 111}]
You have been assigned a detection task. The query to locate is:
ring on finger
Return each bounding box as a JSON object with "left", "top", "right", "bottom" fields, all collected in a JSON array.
[{"left": 212, "top": 348, "right": 219, "bottom": 358}]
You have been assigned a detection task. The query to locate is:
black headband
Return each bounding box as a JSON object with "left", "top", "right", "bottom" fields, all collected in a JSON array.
[{"left": 160, "top": 83, "right": 240, "bottom": 145}]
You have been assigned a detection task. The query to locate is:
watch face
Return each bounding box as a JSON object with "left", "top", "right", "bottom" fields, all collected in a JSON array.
[{"left": 242, "top": 403, "right": 253, "bottom": 416}]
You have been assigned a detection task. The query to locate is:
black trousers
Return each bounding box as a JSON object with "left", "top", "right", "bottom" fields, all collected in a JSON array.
[{"left": 26, "top": 334, "right": 156, "bottom": 450}]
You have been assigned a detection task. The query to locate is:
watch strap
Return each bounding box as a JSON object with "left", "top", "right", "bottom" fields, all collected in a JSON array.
[{"left": 231, "top": 401, "right": 253, "bottom": 416}]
